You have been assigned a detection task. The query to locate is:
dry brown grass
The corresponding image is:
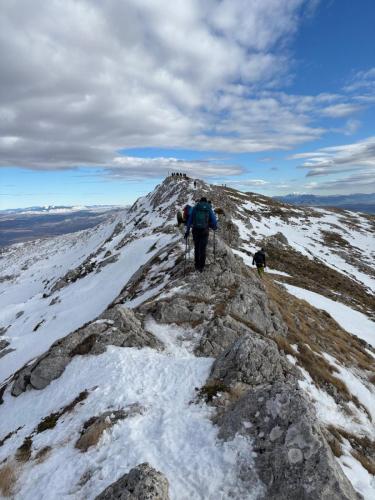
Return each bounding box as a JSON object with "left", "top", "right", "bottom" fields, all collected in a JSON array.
[
  {"left": 266, "top": 281, "right": 375, "bottom": 411},
  {"left": 321, "top": 230, "right": 350, "bottom": 248},
  {"left": 0, "top": 463, "right": 17, "bottom": 497},
  {"left": 75, "top": 420, "right": 110, "bottom": 452},
  {"left": 36, "top": 389, "right": 89, "bottom": 433},
  {"left": 352, "top": 451, "right": 375, "bottom": 475},
  {"left": 326, "top": 425, "right": 375, "bottom": 475},
  {"left": 264, "top": 242, "right": 375, "bottom": 317},
  {"left": 15, "top": 437, "right": 32, "bottom": 463},
  {"left": 34, "top": 446, "right": 52, "bottom": 464},
  {"left": 323, "top": 428, "right": 343, "bottom": 458},
  {"left": 75, "top": 411, "right": 126, "bottom": 453},
  {"left": 198, "top": 380, "right": 229, "bottom": 403}
]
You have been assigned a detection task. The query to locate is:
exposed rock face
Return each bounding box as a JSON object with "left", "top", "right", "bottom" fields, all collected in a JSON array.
[
  {"left": 0, "top": 326, "right": 9, "bottom": 336},
  {"left": 217, "top": 381, "right": 360, "bottom": 500},
  {"left": 49, "top": 247, "right": 119, "bottom": 295},
  {"left": 192, "top": 240, "right": 286, "bottom": 357},
  {"left": 140, "top": 238, "right": 287, "bottom": 359},
  {"left": 0, "top": 339, "right": 13, "bottom": 359},
  {"left": 209, "top": 334, "right": 287, "bottom": 387},
  {"left": 0, "top": 339, "right": 9, "bottom": 351},
  {"left": 197, "top": 315, "right": 256, "bottom": 358},
  {"left": 263, "top": 232, "right": 289, "bottom": 247},
  {"left": 11, "top": 306, "right": 162, "bottom": 396},
  {"left": 95, "top": 463, "right": 170, "bottom": 500}
]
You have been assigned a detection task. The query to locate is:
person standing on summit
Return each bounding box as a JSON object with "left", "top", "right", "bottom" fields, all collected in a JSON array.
[{"left": 185, "top": 197, "right": 217, "bottom": 272}]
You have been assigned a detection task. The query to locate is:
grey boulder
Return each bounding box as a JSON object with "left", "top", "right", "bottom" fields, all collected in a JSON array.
[
  {"left": 11, "top": 306, "right": 162, "bottom": 396},
  {"left": 217, "top": 382, "right": 361, "bottom": 500},
  {"left": 209, "top": 333, "right": 286, "bottom": 387},
  {"left": 95, "top": 463, "right": 169, "bottom": 500}
]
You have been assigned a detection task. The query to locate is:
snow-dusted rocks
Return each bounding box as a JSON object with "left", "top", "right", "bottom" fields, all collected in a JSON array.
[
  {"left": 11, "top": 306, "right": 161, "bottom": 396},
  {"left": 217, "top": 382, "right": 360, "bottom": 500},
  {"left": 95, "top": 463, "right": 170, "bottom": 500},
  {"left": 0, "top": 176, "right": 374, "bottom": 499},
  {"left": 209, "top": 333, "right": 287, "bottom": 387},
  {"left": 262, "top": 231, "right": 289, "bottom": 247}
]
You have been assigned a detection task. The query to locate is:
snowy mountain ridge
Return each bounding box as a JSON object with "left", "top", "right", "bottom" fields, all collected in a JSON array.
[
  {"left": 0, "top": 176, "right": 374, "bottom": 499},
  {"left": 274, "top": 193, "right": 375, "bottom": 214},
  {"left": 1, "top": 205, "right": 124, "bottom": 215}
]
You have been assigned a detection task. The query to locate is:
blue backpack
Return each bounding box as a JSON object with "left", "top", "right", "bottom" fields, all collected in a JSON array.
[{"left": 193, "top": 202, "right": 210, "bottom": 229}]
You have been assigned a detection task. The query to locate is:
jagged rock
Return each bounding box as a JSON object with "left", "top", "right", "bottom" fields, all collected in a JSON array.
[
  {"left": 0, "top": 340, "right": 9, "bottom": 351},
  {"left": 180, "top": 239, "right": 287, "bottom": 357},
  {"left": 0, "top": 326, "right": 9, "bottom": 336},
  {"left": 226, "top": 281, "right": 279, "bottom": 335},
  {"left": 49, "top": 246, "right": 107, "bottom": 294},
  {"left": 263, "top": 231, "right": 289, "bottom": 247},
  {"left": 95, "top": 463, "right": 170, "bottom": 500},
  {"left": 0, "top": 340, "right": 14, "bottom": 359},
  {"left": 137, "top": 237, "right": 286, "bottom": 359},
  {"left": 217, "top": 381, "right": 360, "bottom": 500},
  {"left": 97, "top": 254, "right": 119, "bottom": 271},
  {"left": 149, "top": 297, "right": 211, "bottom": 325},
  {"left": 76, "top": 404, "right": 143, "bottom": 452},
  {"left": 11, "top": 306, "right": 162, "bottom": 396},
  {"left": 209, "top": 334, "right": 286, "bottom": 387},
  {"left": 104, "top": 222, "right": 124, "bottom": 244},
  {"left": 195, "top": 315, "right": 255, "bottom": 357},
  {"left": 0, "top": 274, "right": 15, "bottom": 283}
]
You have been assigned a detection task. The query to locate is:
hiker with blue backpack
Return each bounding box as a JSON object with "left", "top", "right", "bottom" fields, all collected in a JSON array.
[{"left": 184, "top": 197, "right": 217, "bottom": 272}]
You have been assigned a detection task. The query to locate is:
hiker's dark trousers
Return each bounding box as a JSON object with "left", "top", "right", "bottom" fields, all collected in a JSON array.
[{"left": 192, "top": 228, "right": 209, "bottom": 271}]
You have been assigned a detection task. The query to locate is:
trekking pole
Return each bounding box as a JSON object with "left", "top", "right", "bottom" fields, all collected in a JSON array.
[
  {"left": 184, "top": 237, "right": 188, "bottom": 276},
  {"left": 214, "top": 230, "right": 216, "bottom": 262}
]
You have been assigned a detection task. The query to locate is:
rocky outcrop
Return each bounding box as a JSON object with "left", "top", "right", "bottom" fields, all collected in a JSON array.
[
  {"left": 263, "top": 231, "right": 289, "bottom": 247},
  {"left": 0, "top": 339, "right": 13, "bottom": 359},
  {"left": 217, "top": 381, "right": 360, "bottom": 500},
  {"left": 95, "top": 463, "right": 170, "bottom": 500},
  {"left": 11, "top": 306, "right": 162, "bottom": 396},
  {"left": 197, "top": 315, "right": 257, "bottom": 358},
  {"left": 209, "top": 334, "right": 287, "bottom": 387},
  {"left": 49, "top": 250, "right": 119, "bottom": 295},
  {"left": 139, "top": 238, "right": 287, "bottom": 359}
]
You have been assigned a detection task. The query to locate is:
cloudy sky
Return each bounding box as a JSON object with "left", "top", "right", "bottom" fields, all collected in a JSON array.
[{"left": 1, "top": 0, "right": 374, "bottom": 208}]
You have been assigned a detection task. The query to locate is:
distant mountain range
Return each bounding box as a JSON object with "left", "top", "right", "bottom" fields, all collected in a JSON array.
[
  {"left": 274, "top": 193, "right": 375, "bottom": 214},
  {"left": 0, "top": 205, "right": 124, "bottom": 247},
  {"left": 1, "top": 204, "right": 123, "bottom": 215}
]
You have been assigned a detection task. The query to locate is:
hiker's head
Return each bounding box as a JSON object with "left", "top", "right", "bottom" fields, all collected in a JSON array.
[
  {"left": 200, "top": 197, "right": 207, "bottom": 202},
  {"left": 261, "top": 247, "right": 265, "bottom": 252}
]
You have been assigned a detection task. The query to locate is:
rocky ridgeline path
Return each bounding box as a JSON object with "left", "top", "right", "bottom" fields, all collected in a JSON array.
[
  {"left": 0, "top": 176, "right": 373, "bottom": 498},
  {"left": 3, "top": 243, "right": 361, "bottom": 497}
]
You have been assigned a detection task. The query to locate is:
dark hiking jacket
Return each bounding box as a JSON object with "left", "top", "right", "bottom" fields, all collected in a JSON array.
[
  {"left": 186, "top": 202, "right": 217, "bottom": 236},
  {"left": 253, "top": 250, "right": 266, "bottom": 267}
]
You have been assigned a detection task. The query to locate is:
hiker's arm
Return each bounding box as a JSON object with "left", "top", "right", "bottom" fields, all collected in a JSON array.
[
  {"left": 209, "top": 208, "right": 218, "bottom": 230},
  {"left": 185, "top": 208, "right": 194, "bottom": 236}
]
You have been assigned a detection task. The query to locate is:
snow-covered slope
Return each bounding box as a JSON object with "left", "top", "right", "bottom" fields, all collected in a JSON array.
[{"left": 0, "top": 176, "right": 374, "bottom": 499}]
